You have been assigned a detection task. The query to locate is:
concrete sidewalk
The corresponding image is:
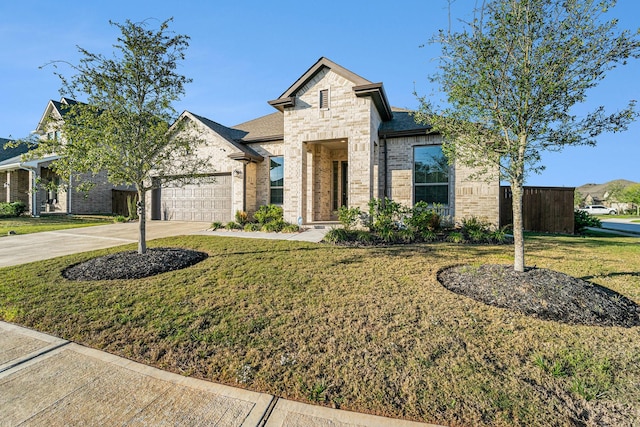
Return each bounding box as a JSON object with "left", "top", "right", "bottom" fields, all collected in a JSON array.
[
  {"left": 0, "top": 221, "right": 329, "bottom": 268},
  {"left": 0, "top": 322, "right": 441, "bottom": 427}
]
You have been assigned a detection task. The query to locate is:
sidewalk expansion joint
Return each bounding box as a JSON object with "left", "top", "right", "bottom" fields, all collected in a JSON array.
[
  {"left": 0, "top": 340, "right": 70, "bottom": 374},
  {"left": 257, "top": 396, "right": 279, "bottom": 427}
]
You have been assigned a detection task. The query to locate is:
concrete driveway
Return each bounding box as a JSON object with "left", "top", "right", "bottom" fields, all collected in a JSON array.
[{"left": 0, "top": 220, "right": 210, "bottom": 268}]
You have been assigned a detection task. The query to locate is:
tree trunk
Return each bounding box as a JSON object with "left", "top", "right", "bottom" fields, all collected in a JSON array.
[
  {"left": 137, "top": 189, "right": 147, "bottom": 254},
  {"left": 511, "top": 183, "right": 525, "bottom": 272}
]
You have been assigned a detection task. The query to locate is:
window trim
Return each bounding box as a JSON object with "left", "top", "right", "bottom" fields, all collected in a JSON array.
[
  {"left": 413, "top": 145, "right": 449, "bottom": 206},
  {"left": 269, "top": 155, "right": 284, "bottom": 205}
]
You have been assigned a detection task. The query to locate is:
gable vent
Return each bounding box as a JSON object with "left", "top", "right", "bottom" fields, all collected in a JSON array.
[{"left": 319, "top": 89, "right": 329, "bottom": 109}]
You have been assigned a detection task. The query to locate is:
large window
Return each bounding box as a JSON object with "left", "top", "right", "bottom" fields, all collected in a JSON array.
[
  {"left": 414, "top": 145, "right": 449, "bottom": 205},
  {"left": 269, "top": 156, "right": 284, "bottom": 205}
]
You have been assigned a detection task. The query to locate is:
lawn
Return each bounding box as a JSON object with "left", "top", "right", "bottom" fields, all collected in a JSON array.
[
  {"left": 1, "top": 234, "right": 639, "bottom": 426},
  {"left": 0, "top": 215, "right": 113, "bottom": 236}
]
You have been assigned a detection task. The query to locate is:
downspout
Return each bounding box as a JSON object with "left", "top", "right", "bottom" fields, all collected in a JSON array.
[
  {"left": 382, "top": 134, "right": 388, "bottom": 199},
  {"left": 242, "top": 162, "right": 247, "bottom": 212}
]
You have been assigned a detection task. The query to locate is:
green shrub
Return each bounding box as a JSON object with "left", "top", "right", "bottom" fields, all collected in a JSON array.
[
  {"left": 225, "top": 221, "right": 241, "bottom": 230},
  {"left": 281, "top": 223, "right": 300, "bottom": 233},
  {"left": 461, "top": 216, "right": 492, "bottom": 234},
  {"left": 574, "top": 210, "right": 601, "bottom": 234},
  {"left": 254, "top": 204, "right": 283, "bottom": 225},
  {"left": 355, "top": 230, "right": 374, "bottom": 244},
  {"left": 490, "top": 227, "right": 510, "bottom": 244},
  {"left": 421, "top": 230, "right": 437, "bottom": 242},
  {"left": 367, "top": 198, "right": 407, "bottom": 233},
  {"left": 261, "top": 219, "right": 286, "bottom": 232},
  {"left": 467, "top": 228, "right": 489, "bottom": 243},
  {"left": 447, "top": 231, "right": 465, "bottom": 243},
  {"left": 398, "top": 227, "right": 416, "bottom": 243},
  {"left": 235, "top": 210, "right": 249, "bottom": 225},
  {"left": 323, "top": 228, "right": 351, "bottom": 244},
  {"left": 0, "top": 201, "right": 27, "bottom": 218},
  {"left": 243, "top": 223, "right": 261, "bottom": 232},
  {"left": 211, "top": 221, "right": 223, "bottom": 230},
  {"left": 407, "top": 201, "right": 441, "bottom": 233},
  {"left": 337, "top": 206, "right": 361, "bottom": 230},
  {"left": 113, "top": 215, "right": 128, "bottom": 223}
]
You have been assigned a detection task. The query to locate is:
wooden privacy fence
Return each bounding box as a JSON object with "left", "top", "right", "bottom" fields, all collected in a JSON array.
[
  {"left": 111, "top": 190, "right": 138, "bottom": 216},
  {"left": 500, "top": 186, "right": 575, "bottom": 234}
]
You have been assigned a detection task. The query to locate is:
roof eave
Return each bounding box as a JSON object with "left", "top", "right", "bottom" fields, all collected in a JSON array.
[
  {"left": 267, "top": 97, "right": 296, "bottom": 112},
  {"left": 378, "top": 128, "right": 435, "bottom": 138},
  {"left": 228, "top": 151, "right": 264, "bottom": 163},
  {"left": 353, "top": 83, "right": 393, "bottom": 121}
]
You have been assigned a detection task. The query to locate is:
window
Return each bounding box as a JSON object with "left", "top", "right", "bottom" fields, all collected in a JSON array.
[
  {"left": 414, "top": 145, "right": 449, "bottom": 205},
  {"left": 269, "top": 156, "right": 284, "bottom": 205},
  {"left": 319, "top": 89, "right": 329, "bottom": 109}
]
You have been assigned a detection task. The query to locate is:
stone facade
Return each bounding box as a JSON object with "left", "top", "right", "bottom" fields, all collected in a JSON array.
[
  {"left": 281, "top": 68, "right": 379, "bottom": 223},
  {"left": 151, "top": 57, "right": 500, "bottom": 226}
]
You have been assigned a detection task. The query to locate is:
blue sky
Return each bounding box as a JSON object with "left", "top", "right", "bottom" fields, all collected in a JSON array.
[{"left": 1, "top": 0, "right": 638, "bottom": 187}]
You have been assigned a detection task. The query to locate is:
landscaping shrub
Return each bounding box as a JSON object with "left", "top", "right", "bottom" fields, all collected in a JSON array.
[
  {"left": 254, "top": 204, "right": 283, "bottom": 225},
  {"left": 367, "top": 197, "right": 406, "bottom": 234},
  {"left": 281, "top": 223, "right": 300, "bottom": 233},
  {"left": 235, "top": 210, "right": 249, "bottom": 225},
  {"left": 113, "top": 215, "right": 128, "bottom": 223},
  {"left": 574, "top": 210, "right": 601, "bottom": 234},
  {"left": 0, "top": 201, "right": 27, "bottom": 218},
  {"left": 447, "top": 231, "right": 465, "bottom": 243},
  {"left": 337, "top": 205, "right": 361, "bottom": 230},
  {"left": 323, "top": 228, "right": 351, "bottom": 244},
  {"left": 211, "top": 221, "right": 223, "bottom": 230},
  {"left": 407, "top": 201, "right": 441, "bottom": 234},
  {"left": 243, "top": 222, "right": 261, "bottom": 232},
  {"left": 261, "top": 219, "right": 287, "bottom": 232},
  {"left": 225, "top": 221, "right": 242, "bottom": 230}
]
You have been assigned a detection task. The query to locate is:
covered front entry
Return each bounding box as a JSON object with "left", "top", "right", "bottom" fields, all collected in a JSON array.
[
  {"left": 152, "top": 173, "right": 233, "bottom": 222},
  {"left": 306, "top": 139, "right": 348, "bottom": 222}
]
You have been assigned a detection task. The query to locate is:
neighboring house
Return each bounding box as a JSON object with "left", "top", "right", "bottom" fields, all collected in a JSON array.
[
  {"left": 577, "top": 179, "right": 637, "bottom": 212},
  {"left": 0, "top": 98, "right": 133, "bottom": 216},
  {"left": 152, "top": 57, "right": 499, "bottom": 225},
  {"left": 0, "top": 138, "right": 31, "bottom": 206}
]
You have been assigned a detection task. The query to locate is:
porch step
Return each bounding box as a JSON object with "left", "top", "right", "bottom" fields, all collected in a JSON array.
[{"left": 307, "top": 222, "right": 340, "bottom": 230}]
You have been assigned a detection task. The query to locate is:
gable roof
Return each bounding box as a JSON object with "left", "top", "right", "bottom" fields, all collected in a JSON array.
[
  {"left": 35, "top": 97, "right": 78, "bottom": 133},
  {"left": 182, "top": 111, "right": 264, "bottom": 163},
  {"left": 267, "top": 57, "right": 393, "bottom": 121}
]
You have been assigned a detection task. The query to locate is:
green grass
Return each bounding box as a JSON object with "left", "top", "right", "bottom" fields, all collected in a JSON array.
[
  {"left": 1, "top": 234, "right": 639, "bottom": 426},
  {"left": 0, "top": 215, "right": 113, "bottom": 236}
]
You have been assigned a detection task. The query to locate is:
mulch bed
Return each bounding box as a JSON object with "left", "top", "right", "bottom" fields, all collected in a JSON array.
[
  {"left": 62, "top": 248, "right": 208, "bottom": 281},
  {"left": 438, "top": 264, "right": 640, "bottom": 327}
]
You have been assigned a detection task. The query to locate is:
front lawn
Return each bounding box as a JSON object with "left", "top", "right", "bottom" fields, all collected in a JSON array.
[
  {"left": 0, "top": 214, "right": 113, "bottom": 236},
  {"left": 1, "top": 234, "right": 639, "bottom": 426}
]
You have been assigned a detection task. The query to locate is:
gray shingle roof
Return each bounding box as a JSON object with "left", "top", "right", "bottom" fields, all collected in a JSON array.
[
  {"left": 233, "top": 112, "right": 283, "bottom": 141},
  {"left": 379, "top": 110, "right": 432, "bottom": 136},
  {"left": 188, "top": 112, "right": 264, "bottom": 159},
  {"left": 0, "top": 138, "right": 30, "bottom": 163}
]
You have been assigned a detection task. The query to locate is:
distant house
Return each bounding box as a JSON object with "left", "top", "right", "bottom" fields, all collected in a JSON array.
[
  {"left": 151, "top": 57, "right": 500, "bottom": 225},
  {"left": 0, "top": 98, "right": 133, "bottom": 216},
  {"left": 577, "top": 179, "right": 637, "bottom": 213}
]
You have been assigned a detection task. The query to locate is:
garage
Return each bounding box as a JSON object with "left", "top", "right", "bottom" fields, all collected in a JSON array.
[{"left": 152, "top": 173, "right": 232, "bottom": 222}]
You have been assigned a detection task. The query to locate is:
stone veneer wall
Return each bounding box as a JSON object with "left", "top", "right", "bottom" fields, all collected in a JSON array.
[
  {"left": 383, "top": 134, "right": 499, "bottom": 225},
  {"left": 281, "top": 68, "right": 378, "bottom": 224},
  {"left": 245, "top": 140, "right": 284, "bottom": 212}
]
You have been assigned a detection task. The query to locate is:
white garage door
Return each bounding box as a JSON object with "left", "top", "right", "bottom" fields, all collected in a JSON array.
[{"left": 160, "top": 174, "right": 232, "bottom": 222}]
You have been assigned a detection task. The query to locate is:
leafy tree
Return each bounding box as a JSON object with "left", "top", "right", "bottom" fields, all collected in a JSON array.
[
  {"left": 620, "top": 183, "right": 640, "bottom": 215},
  {"left": 415, "top": 0, "right": 640, "bottom": 272},
  {"left": 28, "top": 18, "right": 210, "bottom": 254}
]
